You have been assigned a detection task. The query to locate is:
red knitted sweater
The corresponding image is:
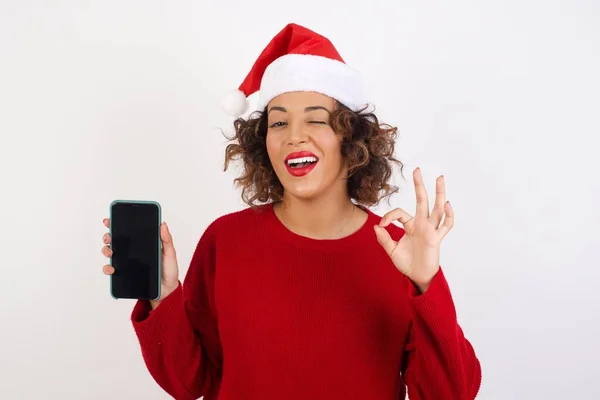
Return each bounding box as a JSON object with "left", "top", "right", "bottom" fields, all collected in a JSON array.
[{"left": 131, "top": 204, "right": 481, "bottom": 399}]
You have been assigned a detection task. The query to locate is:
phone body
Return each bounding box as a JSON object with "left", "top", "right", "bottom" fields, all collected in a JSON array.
[{"left": 109, "top": 200, "right": 162, "bottom": 300}]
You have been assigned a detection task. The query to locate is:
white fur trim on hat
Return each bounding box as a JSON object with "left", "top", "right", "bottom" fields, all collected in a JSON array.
[{"left": 257, "top": 54, "right": 369, "bottom": 112}]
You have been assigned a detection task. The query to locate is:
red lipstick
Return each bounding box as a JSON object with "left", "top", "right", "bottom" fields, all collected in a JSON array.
[{"left": 284, "top": 151, "right": 319, "bottom": 177}]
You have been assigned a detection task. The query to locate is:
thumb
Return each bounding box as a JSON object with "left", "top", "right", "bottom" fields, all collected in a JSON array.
[
  {"left": 374, "top": 225, "right": 397, "bottom": 256},
  {"left": 161, "top": 222, "right": 176, "bottom": 257}
]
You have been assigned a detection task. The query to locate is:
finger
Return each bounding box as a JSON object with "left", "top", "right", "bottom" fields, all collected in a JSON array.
[
  {"left": 103, "top": 218, "right": 110, "bottom": 228},
  {"left": 437, "top": 201, "right": 454, "bottom": 238},
  {"left": 102, "top": 265, "right": 114, "bottom": 275},
  {"left": 161, "top": 222, "right": 176, "bottom": 257},
  {"left": 101, "top": 245, "right": 112, "bottom": 258},
  {"left": 414, "top": 167, "right": 429, "bottom": 218},
  {"left": 102, "top": 232, "right": 111, "bottom": 245},
  {"left": 374, "top": 225, "right": 398, "bottom": 256},
  {"left": 430, "top": 175, "right": 446, "bottom": 226},
  {"left": 379, "top": 208, "right": 414, "bottom": 230}
]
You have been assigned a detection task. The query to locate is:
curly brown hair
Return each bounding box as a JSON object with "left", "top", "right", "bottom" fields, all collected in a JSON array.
[{"left": 223, "top": 101, "right": 404, "bottom": 207}]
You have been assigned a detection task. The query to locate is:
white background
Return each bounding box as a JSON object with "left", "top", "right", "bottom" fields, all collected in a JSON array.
[{"left": 1, "top": 0, "right": 599, "bottom": 399}]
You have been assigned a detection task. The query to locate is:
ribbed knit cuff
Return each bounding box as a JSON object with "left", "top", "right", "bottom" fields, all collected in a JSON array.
[
  {"left": 408, "top": 269, "right": 458, "bottom": 330},
  {"left": 131, "top": 282, "right": 184, "bottom": 341}
]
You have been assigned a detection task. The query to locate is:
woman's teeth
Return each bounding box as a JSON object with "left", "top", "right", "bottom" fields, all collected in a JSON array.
[{"left": 287, "top": 156, "right": 318, "bottom": 168}]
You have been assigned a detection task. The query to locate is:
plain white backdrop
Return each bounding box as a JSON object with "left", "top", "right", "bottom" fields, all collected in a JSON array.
[{"left": 1, "top": 0, "right": 599, "bottom": 399}]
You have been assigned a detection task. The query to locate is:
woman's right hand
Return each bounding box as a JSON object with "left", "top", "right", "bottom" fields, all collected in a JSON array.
[{"left": 101, "top": 218, "right": 180, "bottom": 308}]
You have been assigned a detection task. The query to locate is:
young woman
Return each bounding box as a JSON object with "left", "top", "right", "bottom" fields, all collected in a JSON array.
[{"left": 101, "top": 23, "right": 481, "bottom": 400}]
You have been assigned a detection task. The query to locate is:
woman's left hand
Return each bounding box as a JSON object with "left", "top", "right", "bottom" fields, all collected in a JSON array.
[{"left": 374, "top": 167, "right": 454, "bottom": 293}]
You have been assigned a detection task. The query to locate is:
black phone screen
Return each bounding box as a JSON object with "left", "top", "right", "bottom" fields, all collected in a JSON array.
[{"left": 110, "top": 202, "right": 160, "bottom": 300}]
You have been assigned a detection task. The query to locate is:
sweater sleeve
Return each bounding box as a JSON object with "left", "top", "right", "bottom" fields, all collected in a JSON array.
[
  {"left": 401, "top": 268, "right": 482, "bottom": 400},
  {"left": 130, "top": 224, "right": 222, "bottom": 400}
]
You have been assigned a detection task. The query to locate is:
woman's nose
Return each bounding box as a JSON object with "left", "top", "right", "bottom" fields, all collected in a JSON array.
[{"left": 287, "top": 122, "right": 308, "bottom": 145}]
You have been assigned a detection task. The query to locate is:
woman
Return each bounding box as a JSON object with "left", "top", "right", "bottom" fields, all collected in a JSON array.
[{"left": 101, "top": 23, "right": 481, "bottom": 399}]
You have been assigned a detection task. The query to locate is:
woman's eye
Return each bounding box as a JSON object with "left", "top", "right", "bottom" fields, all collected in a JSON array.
[
  {"left": 269, "top": 121, "right": 286, "bottom": 128},
  {"left": 309, "top": 121, "right": 327, "bottom": 125}
]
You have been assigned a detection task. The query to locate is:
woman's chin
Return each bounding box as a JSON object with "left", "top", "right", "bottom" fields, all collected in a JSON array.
[{"left": 281, "top": 182, "right": 323, "bottom": 200}]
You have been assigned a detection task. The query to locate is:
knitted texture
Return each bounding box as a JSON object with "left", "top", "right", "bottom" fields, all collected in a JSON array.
[{"left": 131, "top": 204, "right": 481, "bottom": 399}]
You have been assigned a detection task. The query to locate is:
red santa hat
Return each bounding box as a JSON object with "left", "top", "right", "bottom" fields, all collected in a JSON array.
[{"left": 221, "top": 23, "right": 369, "bottom": 117}]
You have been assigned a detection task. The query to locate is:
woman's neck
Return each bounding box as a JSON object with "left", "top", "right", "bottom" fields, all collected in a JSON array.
[{"left": 274, "top": 190, "right": 366, "bottom": 240}]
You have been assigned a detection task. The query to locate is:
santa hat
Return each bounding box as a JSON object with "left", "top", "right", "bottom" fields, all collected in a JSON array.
[{"left": 221, "top": 23, "right": 369, "bottom": 117}]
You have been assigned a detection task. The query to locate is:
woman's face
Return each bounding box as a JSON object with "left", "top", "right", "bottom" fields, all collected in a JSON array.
[{"left": 266, "top": 91, "right": 347, "bottom": 201}]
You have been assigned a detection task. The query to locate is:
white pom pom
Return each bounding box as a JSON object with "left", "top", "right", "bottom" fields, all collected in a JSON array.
[{"left": 221, "top": 89, "right": 249, "bottom": 117}]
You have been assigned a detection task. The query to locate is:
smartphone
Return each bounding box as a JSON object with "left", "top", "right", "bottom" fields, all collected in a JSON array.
[{"left": 109, "top": 200, "right": 162, "bottom": 300}]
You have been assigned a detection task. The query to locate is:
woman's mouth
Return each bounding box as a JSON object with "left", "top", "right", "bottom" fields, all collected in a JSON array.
[{"left": 285, "top": 153, "right": 319, "bottom": 177}]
